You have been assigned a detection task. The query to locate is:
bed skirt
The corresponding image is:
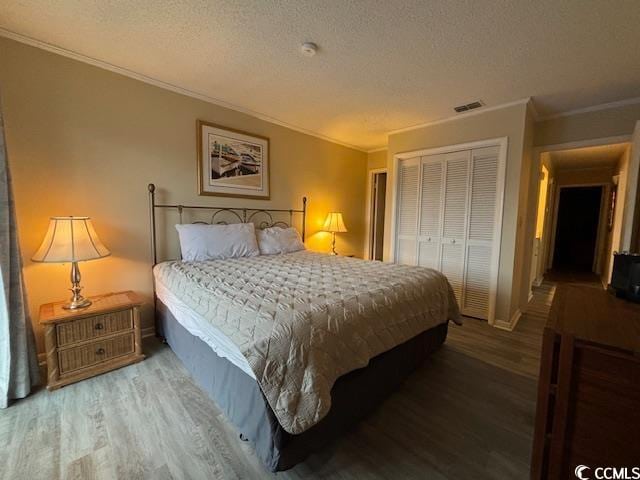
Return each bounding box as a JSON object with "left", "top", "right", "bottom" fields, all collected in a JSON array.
[{"left": 156, "top": 299, "right": 448, "bottom": 472}]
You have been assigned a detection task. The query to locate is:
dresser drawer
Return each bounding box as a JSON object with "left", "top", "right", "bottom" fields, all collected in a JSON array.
[
  {"left": 58, "top": 333, "right": 135, "bottom": 375},
  {"left": 56, "top": 309, "right": 133, "bottom": 347}
]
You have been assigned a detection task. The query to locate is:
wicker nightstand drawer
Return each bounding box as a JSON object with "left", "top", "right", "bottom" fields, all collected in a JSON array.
[
  {"left": 40, "top": 291, "right": 145, "bottom": 390},
  {"left": 58, "top": 333, "right": 135, "bottom": 374},
  {"left": 56, "top": 309, "right": 133, "bottom": 347}
]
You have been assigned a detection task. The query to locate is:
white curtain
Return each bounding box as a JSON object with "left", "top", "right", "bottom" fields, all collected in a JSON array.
[{"left": 0, "top": 94, "right": 39, "bottom": 408}]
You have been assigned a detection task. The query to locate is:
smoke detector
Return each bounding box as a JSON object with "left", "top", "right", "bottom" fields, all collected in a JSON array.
[{"left": 300, "top": 42, "right": 318, "bottom": 57}]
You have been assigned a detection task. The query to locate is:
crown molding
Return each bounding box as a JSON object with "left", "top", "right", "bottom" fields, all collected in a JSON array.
[
  {"left": 7, "top": 27, "right": 638, "bottom": 153},
  {"left": 538, "top": 96, "right": 640, "bottom": 121},
  {"left": 527, "top": 98, "right": 541, "bottom": 121},
  {"left": 0, "top": 28, "right": 367, "bottom": 153},
  {"left": 387, "top": 98, "right": 532, "bottom": 136},
  {"left": 366, "top": 146, "right": 388, "bottom": 154}
]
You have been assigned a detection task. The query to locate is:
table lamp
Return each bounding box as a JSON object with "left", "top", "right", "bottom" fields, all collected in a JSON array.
[
  {"left": 322, "top": 212, "right": 347, "bottom": 255},
  {"left": 32, "top": 216, "right": 111, "bottom": 309}
]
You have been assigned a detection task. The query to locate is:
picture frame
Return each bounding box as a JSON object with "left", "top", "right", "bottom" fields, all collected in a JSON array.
[{"left": 197, "top": 120, "right": 270, "bottom": 199}]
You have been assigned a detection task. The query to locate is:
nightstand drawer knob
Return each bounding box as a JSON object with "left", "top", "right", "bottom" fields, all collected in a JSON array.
[
  {"left": 95, "top": 323, "right": 104, "bottom": 330},
  {"left": 96, "top": 348, "right": 105, "bottom": 355}
]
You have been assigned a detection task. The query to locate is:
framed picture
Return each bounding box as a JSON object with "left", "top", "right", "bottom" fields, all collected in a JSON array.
[{"left": 197, "top": 120, "right": 270, "bottom": 199}]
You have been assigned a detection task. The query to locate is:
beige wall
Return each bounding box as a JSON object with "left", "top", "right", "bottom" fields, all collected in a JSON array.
[
  {"left": 515, "top": 105, "right": 537, "bottom": 314},
  {"left": 534, "top": 103, "right": 640, "bottom": 147},
  {"left": 0, "top": 38, "right": 367, "bottom": 352},
  {"left": 555, "top": 166, "right": 616, "bottom": 186},
  {"left": 367, "top": 149, "right": 387, "bottom": 170},
  {"left": 386, "top": 103, "right": 528, "bottom": 324}
]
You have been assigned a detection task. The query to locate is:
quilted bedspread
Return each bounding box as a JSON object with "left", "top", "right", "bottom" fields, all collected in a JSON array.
[{"left": 154, "top": 251, "right": 460, "bottom": 434}]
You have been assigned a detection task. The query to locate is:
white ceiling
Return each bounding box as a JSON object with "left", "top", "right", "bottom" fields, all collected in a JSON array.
[
  {"left": 549, "top": 144, "right": 628, "bottom": 170},
  {"left": 1, "top": 1, "right": 640, "bottom": 150}
]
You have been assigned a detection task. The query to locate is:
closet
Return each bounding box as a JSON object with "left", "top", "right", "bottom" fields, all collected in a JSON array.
[{"left": 394, "top": 143, "right": 505, "bottom": 321}]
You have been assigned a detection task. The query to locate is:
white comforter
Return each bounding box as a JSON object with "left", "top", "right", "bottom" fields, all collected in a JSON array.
[{"left": 154, "top": 251, "right": 460, "bottom": 434}]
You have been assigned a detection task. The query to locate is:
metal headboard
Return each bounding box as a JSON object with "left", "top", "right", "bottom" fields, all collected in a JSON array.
[{"left": 147, "top": 183, "right": 307, "bottom": 265}]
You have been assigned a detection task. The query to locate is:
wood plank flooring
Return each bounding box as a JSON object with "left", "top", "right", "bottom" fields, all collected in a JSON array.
[{"left": 0, "top": 284, "right": 553, "bottom": 480}]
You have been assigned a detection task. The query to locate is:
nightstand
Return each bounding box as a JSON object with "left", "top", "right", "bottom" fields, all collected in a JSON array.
[{"left": 40, "top": 291, "right": 145, "bottom": 390}]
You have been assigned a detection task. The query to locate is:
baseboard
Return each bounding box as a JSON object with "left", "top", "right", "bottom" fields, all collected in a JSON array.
[
  {"left": 532, "top": 277, "right": 543, "bottom": 287},
  {"left": 493, "top": 308, "right": 522, "bottom": 332},
  {"left": 37, "top": 352, "right": 46, "bottom": 368},
  {"left": 528, "top": 291, "right": 534, "bottom": 303}
]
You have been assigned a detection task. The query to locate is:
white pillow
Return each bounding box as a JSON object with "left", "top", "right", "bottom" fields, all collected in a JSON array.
[
  {"left": 256, "top": 227, "right": 305, "bottom": 255},
  {"left": 175, "top": 223, "right": 260, "bottom": 261}
]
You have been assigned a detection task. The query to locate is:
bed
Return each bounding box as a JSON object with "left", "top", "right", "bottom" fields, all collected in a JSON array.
[{"left": 147, "top": 184, "right": 460, "bottom": 471}]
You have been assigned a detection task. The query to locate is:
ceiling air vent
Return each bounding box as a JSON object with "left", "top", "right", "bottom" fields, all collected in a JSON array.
[{"left": 454, "top": 100, "right": 485, "bottom": 113}]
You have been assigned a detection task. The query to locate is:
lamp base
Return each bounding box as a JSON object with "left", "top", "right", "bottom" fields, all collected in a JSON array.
[
  {"left": 63, "top": 297, "right": 92, "bottom": 310},
  {"left": 62, "top": 261, "right": 92, "bottom": 310},
  {"left": 329, "top": 232, "right": 339, "bottom": 256}
]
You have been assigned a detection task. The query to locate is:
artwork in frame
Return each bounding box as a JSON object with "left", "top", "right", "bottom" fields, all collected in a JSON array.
[{"left": 197, "top": 120, "right": 270, "bottom": 199}]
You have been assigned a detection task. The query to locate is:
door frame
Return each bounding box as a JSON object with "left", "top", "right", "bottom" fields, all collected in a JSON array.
[
  {"left": 532, "top": 135, "right": 632, "bottom": 278},
  {"left": 364, "top": 168, "right": 388, "bottom": 260},
  {"left": 390, "top": 136, "right": 508, "bottom": 325},
  {"left": 548, "top": 183, "right": 607, "bottom": 274}
]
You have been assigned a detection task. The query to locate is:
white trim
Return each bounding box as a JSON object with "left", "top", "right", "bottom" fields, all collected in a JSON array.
[
  {"left": 5, "top": 25, "right": 640, "bottom": 152},
  {"left": 533, "top": 135, "right": 631, "bottom": 156},
  {"left": 621, "top": 121, "right": 640, "bottom": 251},
  {"left": 538, "top": 96, "right": 640, "bottom": 121},
  {"left": 394, "top": 137, "right": 509, "bottom": 161},
  {"left": 494, "top": 308, "right": 521, "bottom": 331},
  {"left": 489, "top": 139, "right": 508, "bottom": 325},
  {"left": 390, "top": 136, "right": 508, "bottom": 325},
  {"left": 367, "top": 147, "right": 388, "bottom": 154},
  {"left": 0, "top": 28, "right": 367, "bottom": 153},
  {"left": 388, "top": 98, "right": 531, "bottom": 136},
  {"left": 593, "top": 185, "right": 610, "bottom": 274},
  {"left": 532, "top": 135, "right": 634, "bottom": 274},
  {"left": 364, "top": 168, "right": 388, "bottom": 260}
]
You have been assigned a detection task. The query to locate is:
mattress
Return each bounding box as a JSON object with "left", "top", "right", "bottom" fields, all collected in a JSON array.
[
  {"left": 154, "top": 275, "right": 256, "bottom": 379},
  {"left": 156, "top": 299, "right": 449, "bottom": 472},
  {"left": 153, "top": 251, "right": 460, "bottom": 434}
]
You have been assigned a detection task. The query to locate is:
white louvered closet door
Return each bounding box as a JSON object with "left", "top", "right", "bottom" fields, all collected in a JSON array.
[
  {"left": 395, "top": 157, "right": 420, "bottom": 265},
  {"left": 440, "top": 151, "right": 470, "bottom": 303},
  {"left": 462, "top": 146, "right": 500, "bottom": 319},
  {"left": 417, "top": 156, "right": 444, "bottom": 269}
]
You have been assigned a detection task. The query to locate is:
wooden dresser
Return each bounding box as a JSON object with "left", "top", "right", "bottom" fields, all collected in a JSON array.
[
  {"left": 531, "top": 284, "right": 640, "bottom": 479},
  {"left": 40, "top": 291, "right": 145, "bottom": 390}
]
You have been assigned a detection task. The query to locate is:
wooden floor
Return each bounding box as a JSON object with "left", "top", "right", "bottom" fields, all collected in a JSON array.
[{"left": 0, "top": 284, "right": 554, "bottom": 480}]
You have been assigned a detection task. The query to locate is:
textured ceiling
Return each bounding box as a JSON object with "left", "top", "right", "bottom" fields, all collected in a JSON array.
[
  {"left": 549, "top": 144, "right": 628, "bottom": 170},
  {"left": 1, "top": 0, "right": 640, "bottom": 150}
]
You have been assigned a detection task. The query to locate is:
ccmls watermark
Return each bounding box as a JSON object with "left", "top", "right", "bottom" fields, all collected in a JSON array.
[{"left": 575, "top": 465, "right": 640, "bottom": 480}]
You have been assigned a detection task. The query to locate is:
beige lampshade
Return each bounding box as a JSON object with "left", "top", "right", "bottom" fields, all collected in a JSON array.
[
  {"left": 322, "top": 212, "right": 348, "bottom": 233},
  {"left": 32, "top": 217, "right": 111, "bottom": 263}
]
